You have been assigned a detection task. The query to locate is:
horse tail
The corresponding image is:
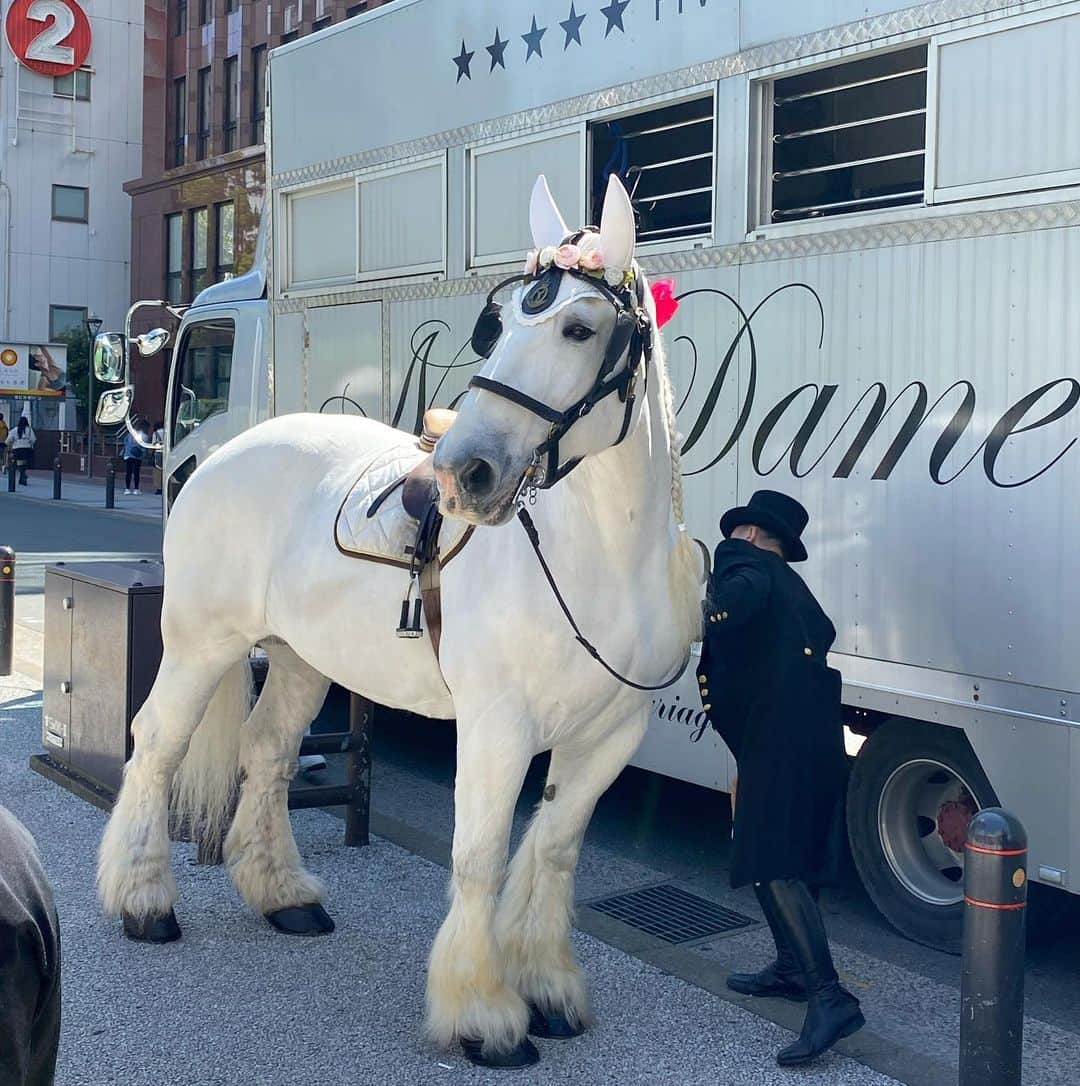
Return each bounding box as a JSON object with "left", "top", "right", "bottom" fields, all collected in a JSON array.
[{"left": 170, "top": 657, "right": 253, "bottom": 853}]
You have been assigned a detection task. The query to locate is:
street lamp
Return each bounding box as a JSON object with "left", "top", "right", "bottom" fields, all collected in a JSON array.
[{"left": 84, "top": 313, "right": 103, "bottom": 477}]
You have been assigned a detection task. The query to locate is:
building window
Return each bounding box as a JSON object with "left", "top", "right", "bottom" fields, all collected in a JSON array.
[
  {"left": 346, "top": 3, "right": 367, "bottom": 17},
  {"left": 765, "top": 44, "right": 928, "bottom": 223},
  {"left": 197, "top": 67, "right": 211, "bottom": 159},
  {"left": 215, "top": 201, "right": 235, "bottom": 279},
  {"left": 166, "top": 213, "right": 183, "bottom": 303},
  {"left": 589, "top": 96, "right": 714, "bottom": 244},
  {"left": 51, "top": 185, "right": 89, "bottom": 223},
  {"left": 53, "top": 68, "right": 91, "bottom": 101},
  {"left": 251, "top": 45, "right": 266, "bottom": 145},
  {"left": 191, "top": 207, "right": 209, "bottom": 295},
  {"left": 223, "top": 57, "right": 238, "bottom": 152},
  {"left": 49, "top": 305, "right": 87, "bottom": 342},
  {"left": 198, "top": 0, "right": 209, "bottom": 23},
  {"left": 225, "top": 0, "right": 238, "bottom": 11},
  {"left": 174, "top": 0, "right": 188, "bottom": 36},
  {"left": 172, "top": 77, "right": 187, "bottom": 167}
]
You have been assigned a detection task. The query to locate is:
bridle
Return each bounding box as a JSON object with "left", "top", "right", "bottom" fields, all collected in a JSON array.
[
  {"left": 467, "top": 237, "right": 653, "bottom": 493},
  {"left": 463, "top": 240, "right": 688, "bottom": 694}
]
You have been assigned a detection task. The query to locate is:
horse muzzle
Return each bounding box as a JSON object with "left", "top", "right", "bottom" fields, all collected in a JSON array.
[{"left": 433, "top": 449, "right": 517, "bottom": 525}]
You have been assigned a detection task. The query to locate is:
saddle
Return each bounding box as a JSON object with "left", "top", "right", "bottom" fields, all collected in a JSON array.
[{"left": 337, "top": 408, "right": 465, "bottom": 656}]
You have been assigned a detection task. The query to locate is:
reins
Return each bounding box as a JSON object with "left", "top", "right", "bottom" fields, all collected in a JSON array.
[{"left": 516, "top": 507, "right": 691, "bottom": 692}]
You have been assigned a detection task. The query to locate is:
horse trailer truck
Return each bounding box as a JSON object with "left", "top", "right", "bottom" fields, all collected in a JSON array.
[{"left": 95, "top": 0, "right": 1080, "bottom": 953}]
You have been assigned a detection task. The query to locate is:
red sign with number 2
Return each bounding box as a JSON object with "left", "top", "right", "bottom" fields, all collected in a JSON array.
[{"left": 5, "top": 0, "right": 91, "bottom": 77}]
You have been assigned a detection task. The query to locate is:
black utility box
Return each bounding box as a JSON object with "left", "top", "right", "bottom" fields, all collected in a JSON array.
[{"left": 39, "top": 560, "right": 164, "bottom": 803}]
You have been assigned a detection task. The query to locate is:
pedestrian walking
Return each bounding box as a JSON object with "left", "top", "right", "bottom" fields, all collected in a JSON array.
[
  {"left": 0, "top": 412, "right": 8, "bottom": 472},
  {"left": 0, "top": 804, "right": 61, "bottom": 1085},
  {"left": 699, "top": 490, "right": 863, "bottom": 1066},
  {"left": 9, "top": 417, "right": 35, "bottom": 487},
  {"left": 122, "top": 423, "right": 146, "bottom": 495}
]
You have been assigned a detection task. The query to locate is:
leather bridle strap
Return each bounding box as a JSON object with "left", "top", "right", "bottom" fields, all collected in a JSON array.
[{"left": 517, "top": 507, "right": 691, "bottom": 692}]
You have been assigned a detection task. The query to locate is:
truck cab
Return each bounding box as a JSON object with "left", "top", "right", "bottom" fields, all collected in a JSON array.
[{"left": 94, "top": 230, "right": 271, "bottom": 512}]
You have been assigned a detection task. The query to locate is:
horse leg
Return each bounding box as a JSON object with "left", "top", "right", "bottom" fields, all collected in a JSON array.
[
  {"left": 223, "top": 642, "right": 333, "bottom": 935},
  {"left": 496, "top": 712, "right": 649, "bottom": 1038},
  {"left": 97, "top": 637, "right": 250, "bottom": 942},
  {"left": 426, "top": 716, "right": 537, "bottom": 1068}
]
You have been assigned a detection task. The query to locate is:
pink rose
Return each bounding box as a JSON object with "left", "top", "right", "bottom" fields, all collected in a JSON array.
[
  {"left": 554, "top": 243, "right": 581, "bottom": 270},
  {"left": 524, "top": 250, "right": 538, "bottom": 275},
  {"left": 579, "top": 248, "right": 604, "bottom": 271},
  {"left": 539, "top": 245, "right": 557, "bottom": 268}
]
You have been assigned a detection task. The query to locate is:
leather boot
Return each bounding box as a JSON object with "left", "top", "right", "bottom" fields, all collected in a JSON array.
[
  {"left": 761, "top": 878, "right": 864, "bottom": 1066},
  {"left": 726, "top": 883, "right": 806, "bottom": 1001}
]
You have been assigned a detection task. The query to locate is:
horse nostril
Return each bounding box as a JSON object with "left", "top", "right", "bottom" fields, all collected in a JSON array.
[{"left": 460, "top": 457, "right": 497, "bottom": 499}]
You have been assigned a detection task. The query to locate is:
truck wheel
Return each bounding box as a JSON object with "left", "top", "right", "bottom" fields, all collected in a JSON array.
[{"left": 846, "top": 719, "right": 997, "bottom": 954}]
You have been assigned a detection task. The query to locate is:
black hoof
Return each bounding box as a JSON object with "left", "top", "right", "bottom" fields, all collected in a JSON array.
[
  {"left": 460, "top": 1036, "right": 540, "bottom": 1069},
  {"left": 527, "top": 1003, "right": 586, "bottom": 1039},
  {"left": 122, "top": 909, "right": 181, "bottom": 944},
  {"left": 264, "top": 902, "right": 335, "bottom": 936}
]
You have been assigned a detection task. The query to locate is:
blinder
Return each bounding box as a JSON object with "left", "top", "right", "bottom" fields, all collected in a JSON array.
[{"left": 466, "top": 255, "right": 652, "bottom": 493}]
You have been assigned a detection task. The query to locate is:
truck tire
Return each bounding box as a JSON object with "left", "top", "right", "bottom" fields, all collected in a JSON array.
[{"left": 846, "top": 718, "right": 998, "bottom": 954}]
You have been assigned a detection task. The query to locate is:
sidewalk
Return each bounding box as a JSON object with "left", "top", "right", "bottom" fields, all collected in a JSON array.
[
  {"left": 2, "top": 468, "right": 163, "bottom": 520},
  {"left": 0, "top": 672, "right": 902, "bottom": 1086}
]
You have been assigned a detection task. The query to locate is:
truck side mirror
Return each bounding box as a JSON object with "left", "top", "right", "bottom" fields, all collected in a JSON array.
[
  {"left": 96, "top": 385, "right": 134, "bottom": 427},
  {"left": 93, "top": 333, "right": 126, "bottom": 383},
  {"left": 135, "top": 328, "right": 170, "bottom": 357}
]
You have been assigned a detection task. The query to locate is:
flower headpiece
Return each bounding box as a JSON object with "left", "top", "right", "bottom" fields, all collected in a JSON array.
[{"left": 523, "top": 233, "right": 679, "bottom": 329}]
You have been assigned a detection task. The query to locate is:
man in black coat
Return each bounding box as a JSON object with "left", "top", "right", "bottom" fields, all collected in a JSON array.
[{"left": 699, "top": 490, "right": 863, "bottom": 1066}]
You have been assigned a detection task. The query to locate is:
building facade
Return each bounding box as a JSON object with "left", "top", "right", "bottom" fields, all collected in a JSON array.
[
  {"left": 125, "top": 0, "right": 397, "bottom": 421},
  {"left": 0, "top": 0, "right": 144, "bottom": 430}
]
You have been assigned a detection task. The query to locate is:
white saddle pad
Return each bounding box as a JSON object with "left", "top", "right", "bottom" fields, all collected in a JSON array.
[{"left": 335, "top": 442, "right": 471, "bottom": 568}]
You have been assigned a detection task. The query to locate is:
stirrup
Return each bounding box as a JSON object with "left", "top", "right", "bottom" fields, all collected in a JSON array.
[{"left": 396, "top": 576, "right": 423, "bottom": 638}]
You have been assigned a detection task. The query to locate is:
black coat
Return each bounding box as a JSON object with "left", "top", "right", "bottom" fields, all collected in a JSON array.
[{"left": 699, "top": 539, "right": 847, "bottom": 889}]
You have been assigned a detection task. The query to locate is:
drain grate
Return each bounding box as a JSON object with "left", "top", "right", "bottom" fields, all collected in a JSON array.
[{"left": 585, "top": 883, "right": 757, "bottom": 944}]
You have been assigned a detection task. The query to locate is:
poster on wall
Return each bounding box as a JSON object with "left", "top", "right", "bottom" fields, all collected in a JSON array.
[{"left": 0, "top": 343, "right": 69, "bottom": 397}]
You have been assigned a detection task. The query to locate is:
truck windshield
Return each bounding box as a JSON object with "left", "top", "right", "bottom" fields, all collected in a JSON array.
[{"left": 171, "top": 318, "right": 234, "bottom": 448}]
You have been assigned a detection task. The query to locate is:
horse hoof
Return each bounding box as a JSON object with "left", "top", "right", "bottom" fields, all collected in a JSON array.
[
  {"left": 460, "top": 1036, "right": 540, "bottom": 1069},
  {"left": 122, "top": 909, "right": 181, "bottom": 944},
  {"left": 264, "top": 903, "right": 335, "bottom": 936},
  {"left": 527, "top": 1003, "right": 586, "bottom": 1039}
]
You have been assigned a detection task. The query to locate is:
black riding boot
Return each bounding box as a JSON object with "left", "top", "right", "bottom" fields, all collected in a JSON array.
[
  {"left": 761, "top": 878, "right": 864, "bottom": 1066},
  {"left": 726, "top": 883, "right": 806, "bottom": 1001}
]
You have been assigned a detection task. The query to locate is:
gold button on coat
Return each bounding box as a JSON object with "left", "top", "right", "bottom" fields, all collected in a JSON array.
[
  {"left": 698, "top": 674, "right": 707, "bottom": 683},
  {"left": 804, "top": 647, "right": 813, "bottom": 656},
  {"left": 702, "top": 703, "right": 712, "bottom": 711}
]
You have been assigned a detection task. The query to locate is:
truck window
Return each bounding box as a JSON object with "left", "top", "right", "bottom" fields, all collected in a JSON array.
[{"left": 171, "top": 318, "right": 234, "bottom": 448}]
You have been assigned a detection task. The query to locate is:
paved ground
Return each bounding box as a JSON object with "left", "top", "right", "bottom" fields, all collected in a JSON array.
[
  {"left": 1, "top": 468, "right": 163, "bottom": 521},
  {"left": 364, "top": 716, "right": 1080, "bottom": 1086},
  {"left": 1, "top": 674, "right": 902, "bottom": 1086}
]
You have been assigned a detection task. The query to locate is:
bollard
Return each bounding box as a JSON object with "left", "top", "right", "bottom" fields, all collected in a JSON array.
[
  {"left": 0, "top": 547, "right": 13, "bottom": 677},
  {"left": 960, "top": 807, "right": 1028, "bottom": 1086},
  {"left": 6, "top": 457, "right": 13, "bottom": 492},
  {"left": 105, "top": 463, "right": 116, "bottom": 509},
  {"left": 52, "top": 456, "right": 62, "bottom": 500}
]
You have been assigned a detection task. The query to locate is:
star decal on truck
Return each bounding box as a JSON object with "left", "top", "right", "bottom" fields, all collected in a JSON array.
[{"left": 451, "top": 40, "right": 474, "bottom": 82}]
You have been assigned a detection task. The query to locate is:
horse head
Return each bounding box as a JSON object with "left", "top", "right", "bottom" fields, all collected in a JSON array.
[{"left": 434, "top": 173, "right": 651, "bottom": 526}]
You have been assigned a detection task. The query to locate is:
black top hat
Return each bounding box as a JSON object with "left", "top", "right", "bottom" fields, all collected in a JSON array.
[{"left": 719, "top": 490, "right": 809, "bottom": 563}]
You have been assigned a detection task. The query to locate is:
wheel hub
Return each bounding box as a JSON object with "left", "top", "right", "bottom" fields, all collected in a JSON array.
[
  {"left": 877, "top": 758, "right": 982, "bottom": 907},
  {"left": 936, "top": 795, "right": 977, "bottom": 854}
]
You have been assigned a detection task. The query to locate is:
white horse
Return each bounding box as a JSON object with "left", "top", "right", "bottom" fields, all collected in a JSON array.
[{"left": 97, "top": 174, "right": 703, "bottom": 1067}]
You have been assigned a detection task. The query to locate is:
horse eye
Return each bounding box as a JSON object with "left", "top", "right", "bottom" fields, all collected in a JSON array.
[{"left": 564, "top": 323, "right": 595, "bottom": 342}]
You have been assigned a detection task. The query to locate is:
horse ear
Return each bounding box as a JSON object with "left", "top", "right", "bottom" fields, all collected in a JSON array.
[
  {"left": 529, "top": 174, "right": 568, "bottom": 251},
  {"left": 599, "top": 174, "right": 636, "bottom": 276}
]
